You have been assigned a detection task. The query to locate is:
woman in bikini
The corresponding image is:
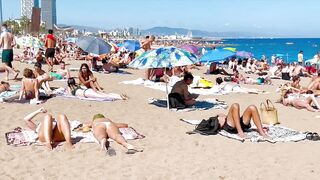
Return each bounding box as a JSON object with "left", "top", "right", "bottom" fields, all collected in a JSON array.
[
  {"left": 19, "top": 68, "right": 39, "bottom": 101},
  {"left": 78, "top": 63, "right": 103, "bottom": 91},
  {"left": 280, "top": 89, "right": 320, "bottom": 112},
  {"left": 23, "top": 107, "right": 74, "bottom": 150},
  {"left": 67, "top": 77, "right": 127, "bottom": 100},
  {"left": 215, "top": 103, "right": 268, "bottom": 138},
  {"left": 84, "top": 114, "right": 141, "bottom": 154},
  {"left": 33, "top": 62, "right": 52, "bottom": 93}
]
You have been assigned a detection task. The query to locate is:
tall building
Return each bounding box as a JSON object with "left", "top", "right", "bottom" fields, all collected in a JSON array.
[
  {"left": 41, "top": 0, "right": 57, "bottom": 30},
  {"left": 21, "top": 0, "right": 37, "bottom": 19},
  {"left": 0, "top": 0, "right": 3, "bottom": 25}
]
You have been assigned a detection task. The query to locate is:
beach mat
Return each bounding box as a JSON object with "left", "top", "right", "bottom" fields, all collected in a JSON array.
[
  {"left": 181, "top": 119, "right": 306, "bottom": 143},
  {"left": 5, "top": 121, "right": 145, "bottom": 146},
  {"left": 148, "top": 98, "right": 228, "bottom": 112},
  {"left": 52, "top": 88, "right": 118, "bottom": 102}
]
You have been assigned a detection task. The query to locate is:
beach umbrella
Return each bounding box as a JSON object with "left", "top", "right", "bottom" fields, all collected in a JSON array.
[
  {"left": 129, "top": 46, "right": 198, "bottom": 109},
  {"left": 236, "top": 51, "right": 253, "bottom": 58},
  {"left": 108, "top": 42, "right": 119, "bottom": 52},
  {"left": 123, "top": 40, "right": 141, "bottom": 52},
  {"left": 200, "top": 49, "right": 235, "bottom": 63},
  {"left": 16, "top": 36, "right": 44, "bottom": 48},
  {"left": 179, "top": 44, "right": 199, "bottom": 54},
  {"left": 129, "top": 46, "right": 198, "bottom": 69},
  {"left": 76, "top": 36, "right": 112, "bottom": 55}
]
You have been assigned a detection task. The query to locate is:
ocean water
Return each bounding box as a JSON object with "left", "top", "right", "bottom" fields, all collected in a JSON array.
[{"left": 210, "top": 38, "right": 320, "bottom": 63}]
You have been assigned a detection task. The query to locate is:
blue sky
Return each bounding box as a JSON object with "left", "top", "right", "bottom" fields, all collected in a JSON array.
[{"left": 2, "top": 0, "right": 320, "bottom": 37}]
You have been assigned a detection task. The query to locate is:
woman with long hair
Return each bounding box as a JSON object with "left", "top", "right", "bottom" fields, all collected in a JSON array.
[{"left": 78, "top": 63, "right": 103, "bottom": 91}]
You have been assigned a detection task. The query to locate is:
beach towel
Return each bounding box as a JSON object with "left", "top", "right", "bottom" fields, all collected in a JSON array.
[
  {"left": 181, "top": 119, "right": 306, "bottom": 143},
  {"left": 0, "top": 90, "right": 19, "bottom": 102},
  {"left": 52, "top": 87, "right": 117, "bottom": 102},
  {"left": 5, "top": 121, "right": 145, "bottom": 146},
  {"left": 120, "top": 78, "right": 268, "bottom": 96},
  {"left": 148, "top": 98, "right": 228, "bottom": 112}
]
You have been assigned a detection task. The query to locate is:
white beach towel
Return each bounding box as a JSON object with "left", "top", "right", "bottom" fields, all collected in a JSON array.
[{"left": 181, "top": 119, "right": 306, "bottom": 143}]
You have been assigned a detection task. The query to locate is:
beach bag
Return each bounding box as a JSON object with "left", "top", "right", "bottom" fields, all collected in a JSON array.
[
  {"left": 282, "top": 72, "right": 290, "bottom": 81},
  {"left": 194, "top": 116, "right": 220, "bottom": 135},
  {"left": 260, "top": 99, "right": 279, "bottom": 125}
]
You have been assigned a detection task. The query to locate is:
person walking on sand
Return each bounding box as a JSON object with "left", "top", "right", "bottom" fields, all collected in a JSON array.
[
  {"left": 0, "top": 23, "right": 19, "bottom": 81},
  {"left": 298, "top": 51, "right": 304, "bottom": 65},
  {"left": 44, "top": 29, "right": 56, "bottom": 72}
]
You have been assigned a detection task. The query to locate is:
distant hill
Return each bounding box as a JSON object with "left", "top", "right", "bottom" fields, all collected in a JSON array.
[
  {"left": 141, "top": 26, "right": 273, "bottom": 38},
  {"left": 59, "top": 24, "right": 274, "bottom": 38}
]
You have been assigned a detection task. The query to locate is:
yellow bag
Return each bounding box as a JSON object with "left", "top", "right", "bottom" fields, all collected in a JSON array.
[
  {"left": 260, "top": 99, "right": 279, "bottom": 125},
  {"left": 199, "top": 79, "right": 213, "bottom": 88}
]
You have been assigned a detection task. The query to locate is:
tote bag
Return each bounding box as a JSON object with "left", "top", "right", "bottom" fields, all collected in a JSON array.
[{"left": 260, "top": 99, "right": 279, "bottom": 125}]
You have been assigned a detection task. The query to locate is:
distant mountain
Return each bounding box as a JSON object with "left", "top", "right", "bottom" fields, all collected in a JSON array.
[
  {"left": 141, "top": 26, "right": 273, "bottom": 38},
  {"left": 59, "top": 24, "right": 274, "bottom": 38}
]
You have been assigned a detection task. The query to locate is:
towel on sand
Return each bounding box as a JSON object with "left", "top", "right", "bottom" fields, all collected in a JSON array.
[
  {"left": 181, "top": 119, "right": 306, "bottom": 143},
  {"left": 5, "top": 121, "right": 145, "bottom": 146},
  {"left": 52, "top": 87, "right": 117, "bottom": 102},
  {"left": 148, "top": 98, "right": 228, "bottom": 112},
  {"left": 120, "top": 78, "right": 268, "bottom": 96}
]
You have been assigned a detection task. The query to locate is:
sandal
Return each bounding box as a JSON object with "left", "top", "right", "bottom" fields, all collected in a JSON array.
[
  {"left": 126, "top": 149, "right": 143, "bottom": 154},
  {"left": 312, "top": 132, "right": 320, "bottom": 141},
  {"left": 306, "top": 132, "right": 313, "bottom": 140}
]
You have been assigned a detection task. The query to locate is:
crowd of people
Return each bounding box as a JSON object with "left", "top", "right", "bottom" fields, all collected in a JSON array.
[{"left": 2, "top": 22, "right": 320, "bottom": 153}]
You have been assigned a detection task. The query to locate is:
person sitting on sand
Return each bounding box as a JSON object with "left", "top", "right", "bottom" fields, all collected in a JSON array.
[
  {"left": 33, "top": 62, "right": 52, "bottom": 93},
  {"left": 290, "top": 75, "right": 307, "bottom": 93},
  {"left": 280, "top": 89, "right": 320, "bottom": 112},
  {"left": 67, "top": 77, "right": 127, "bottom": 100},
  {"left": 169, "top": 73, "right": 197, "bottom": 107},
  {"left": 214, "top": 103, "right": 268, "bottom": 138},
  {"left": 78, "top": 63, "right": 103, "bottom": 91},
  {"left": 101, "top": 59, "right": 119, "bottom": 73},
  {"left": 308, "top": 70, "right": 320, "bottom": 93},
  {"left": 50, "top": 61, "right": 70, "bottom": 80},
  {"left": 292, "top": 63, "right": 310, "bottom": 77},
  {"left": 0, "top": 81, "right": 10, "bottom": 93},
  {"left": 23, "top": 107, "right": 74, "bottom": 150},
  {"left": 209, "top": 62, "right": 231, "bottom": 75},
  {"left": 269, "top": 64, "right": 282, "bottom": 77},
  {"left": 19, "top": 68, "right": 39, "bottom": 101},
  {"left": 84, "top": 114, "right": 141, "bottom": 154}
]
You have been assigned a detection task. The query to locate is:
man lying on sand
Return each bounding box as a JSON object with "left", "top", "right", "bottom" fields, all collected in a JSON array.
[
  {"left": 50, "top": 61, "right": 70, "bottom": 80},
  {"left": 23, "top": 107, "right": 74, "bottom": 150}
]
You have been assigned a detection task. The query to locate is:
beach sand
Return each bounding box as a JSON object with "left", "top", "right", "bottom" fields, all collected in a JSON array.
[{"left": 1, "top": 53, "right": 320, "bottom": 180}]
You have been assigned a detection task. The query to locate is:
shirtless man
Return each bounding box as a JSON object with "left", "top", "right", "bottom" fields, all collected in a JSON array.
[
  {"left": 0, "top": 24, "right": 19, "bottom": 80},
  {"left": 44, "top": 29, "right": 56, "bottom": 72},
  {"left": 169, "top": 73, "right": 197, "bottom": 107},
  {"left": 292, "top": 63, "right": 310, "bottom": 77},
  {"left": 19, "top": 68, "right": 39, "bottom": 101},
  {"left": 50, "top": 61, "right": 70, "bottom": 80},
  {"left": 142, "top": 35, "right": 157, "bottom": 80}
]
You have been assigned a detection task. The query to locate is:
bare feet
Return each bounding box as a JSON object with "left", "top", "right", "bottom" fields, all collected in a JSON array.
[
  {"left": 121, "top": 94, "right": 129, "bottom": 100},
  {"left": 44, "top": 142, "right": 53, "bottom": 150},
  {"left": 64, "top": 142, "right": 75, "bottom": 149},
  {"left": 100, "top": 138, "right": 107, "bottom": 151}
]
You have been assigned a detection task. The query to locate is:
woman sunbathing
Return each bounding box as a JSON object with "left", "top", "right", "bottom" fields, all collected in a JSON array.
[
  {"left": 23, "top": 107, "right": 74, "bottom": 150},
  {"left": 215, "top": 103, "right": 268, "bottom": 138},
  {"left": 19, "top": 68, "right": 39, "bottom": 101},
  {"left": 0, "top": 81, "right": 10, "bottom": 93},
  {"left": 84, "top": 114, "right": 141, "bottom": 154},
  {"left": 33, "top": 62, "right": 52, "bottom": 93},
  {"left": 280, "top": 89, "right": 320, "bottom": 112},
  {"left": 67, "top": 77, "right": 127, "bottom": 100},
  {"left": 78, "top": 63, "right": 103, "bottom": 91}
]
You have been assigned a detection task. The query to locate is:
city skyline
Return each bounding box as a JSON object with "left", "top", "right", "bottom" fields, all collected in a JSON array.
[{"left": 2, "top": 0, "right": 320, "bottom": 37}]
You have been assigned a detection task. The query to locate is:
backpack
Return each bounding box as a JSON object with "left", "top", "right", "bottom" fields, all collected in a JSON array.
[{"left": 193, "top": 116, "right": 220, "bottom": 135}]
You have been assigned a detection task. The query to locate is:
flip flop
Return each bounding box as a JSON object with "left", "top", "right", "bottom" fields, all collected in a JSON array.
[
  {"left": 126, "top": 149, "right": 143, "bottom": 154},
  {"left": 306, "top": 132, "right": 313, "bottom": 140},
  {"left": 312, "top": 132, "right": 320, "bottom": 141},
  {"left": 106, "top": 147, "right": 116, "bottom": 156}
]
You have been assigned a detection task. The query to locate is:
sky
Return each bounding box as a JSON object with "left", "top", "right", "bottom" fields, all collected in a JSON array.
[{"left": 2, "top": 0, "right": 320, "bottom": 37}]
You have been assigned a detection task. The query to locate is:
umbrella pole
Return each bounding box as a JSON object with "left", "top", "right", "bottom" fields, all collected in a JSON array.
[{"left": 165, "top": 67, "right": 170, "bottom": 110}]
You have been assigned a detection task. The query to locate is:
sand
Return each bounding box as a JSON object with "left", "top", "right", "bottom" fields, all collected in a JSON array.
[{"left": 1, "top": 52, "right": 320, "bottom": 180}]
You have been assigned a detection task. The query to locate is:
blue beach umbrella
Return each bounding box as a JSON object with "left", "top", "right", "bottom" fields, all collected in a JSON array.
[
  {"left": 129, "top": 46, "right": 198, "bottom": 109},
  {"left": 129, "top": 46, "right": 198, "bottom": 69},
  {"left": 123, "top": 40, "right": 141, "bottom": 52},
  {"left": 200, "top": 49, "right": 235, "bottom": 63},
  {"left": 76, "top": 36, "right": 112, "bottom": 55}
]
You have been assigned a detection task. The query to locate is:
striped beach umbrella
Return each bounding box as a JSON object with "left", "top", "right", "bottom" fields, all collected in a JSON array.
[{"left": 17, "top": 36, "right": 44, "bottom": 48}]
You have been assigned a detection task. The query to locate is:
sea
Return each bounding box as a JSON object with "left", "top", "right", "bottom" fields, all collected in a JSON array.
[{"left": 209, "top": 38, "right": 320, "bottom": 64}]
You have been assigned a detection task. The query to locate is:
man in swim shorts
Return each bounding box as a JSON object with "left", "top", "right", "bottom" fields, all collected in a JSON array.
[{"left": 45, "top": 29, "right": 56, "bottom": 72}]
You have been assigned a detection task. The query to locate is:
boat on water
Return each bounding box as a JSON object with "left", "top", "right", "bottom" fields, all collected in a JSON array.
[{"left": 286, "top": 42, "right": 294, "bottom": 45}]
